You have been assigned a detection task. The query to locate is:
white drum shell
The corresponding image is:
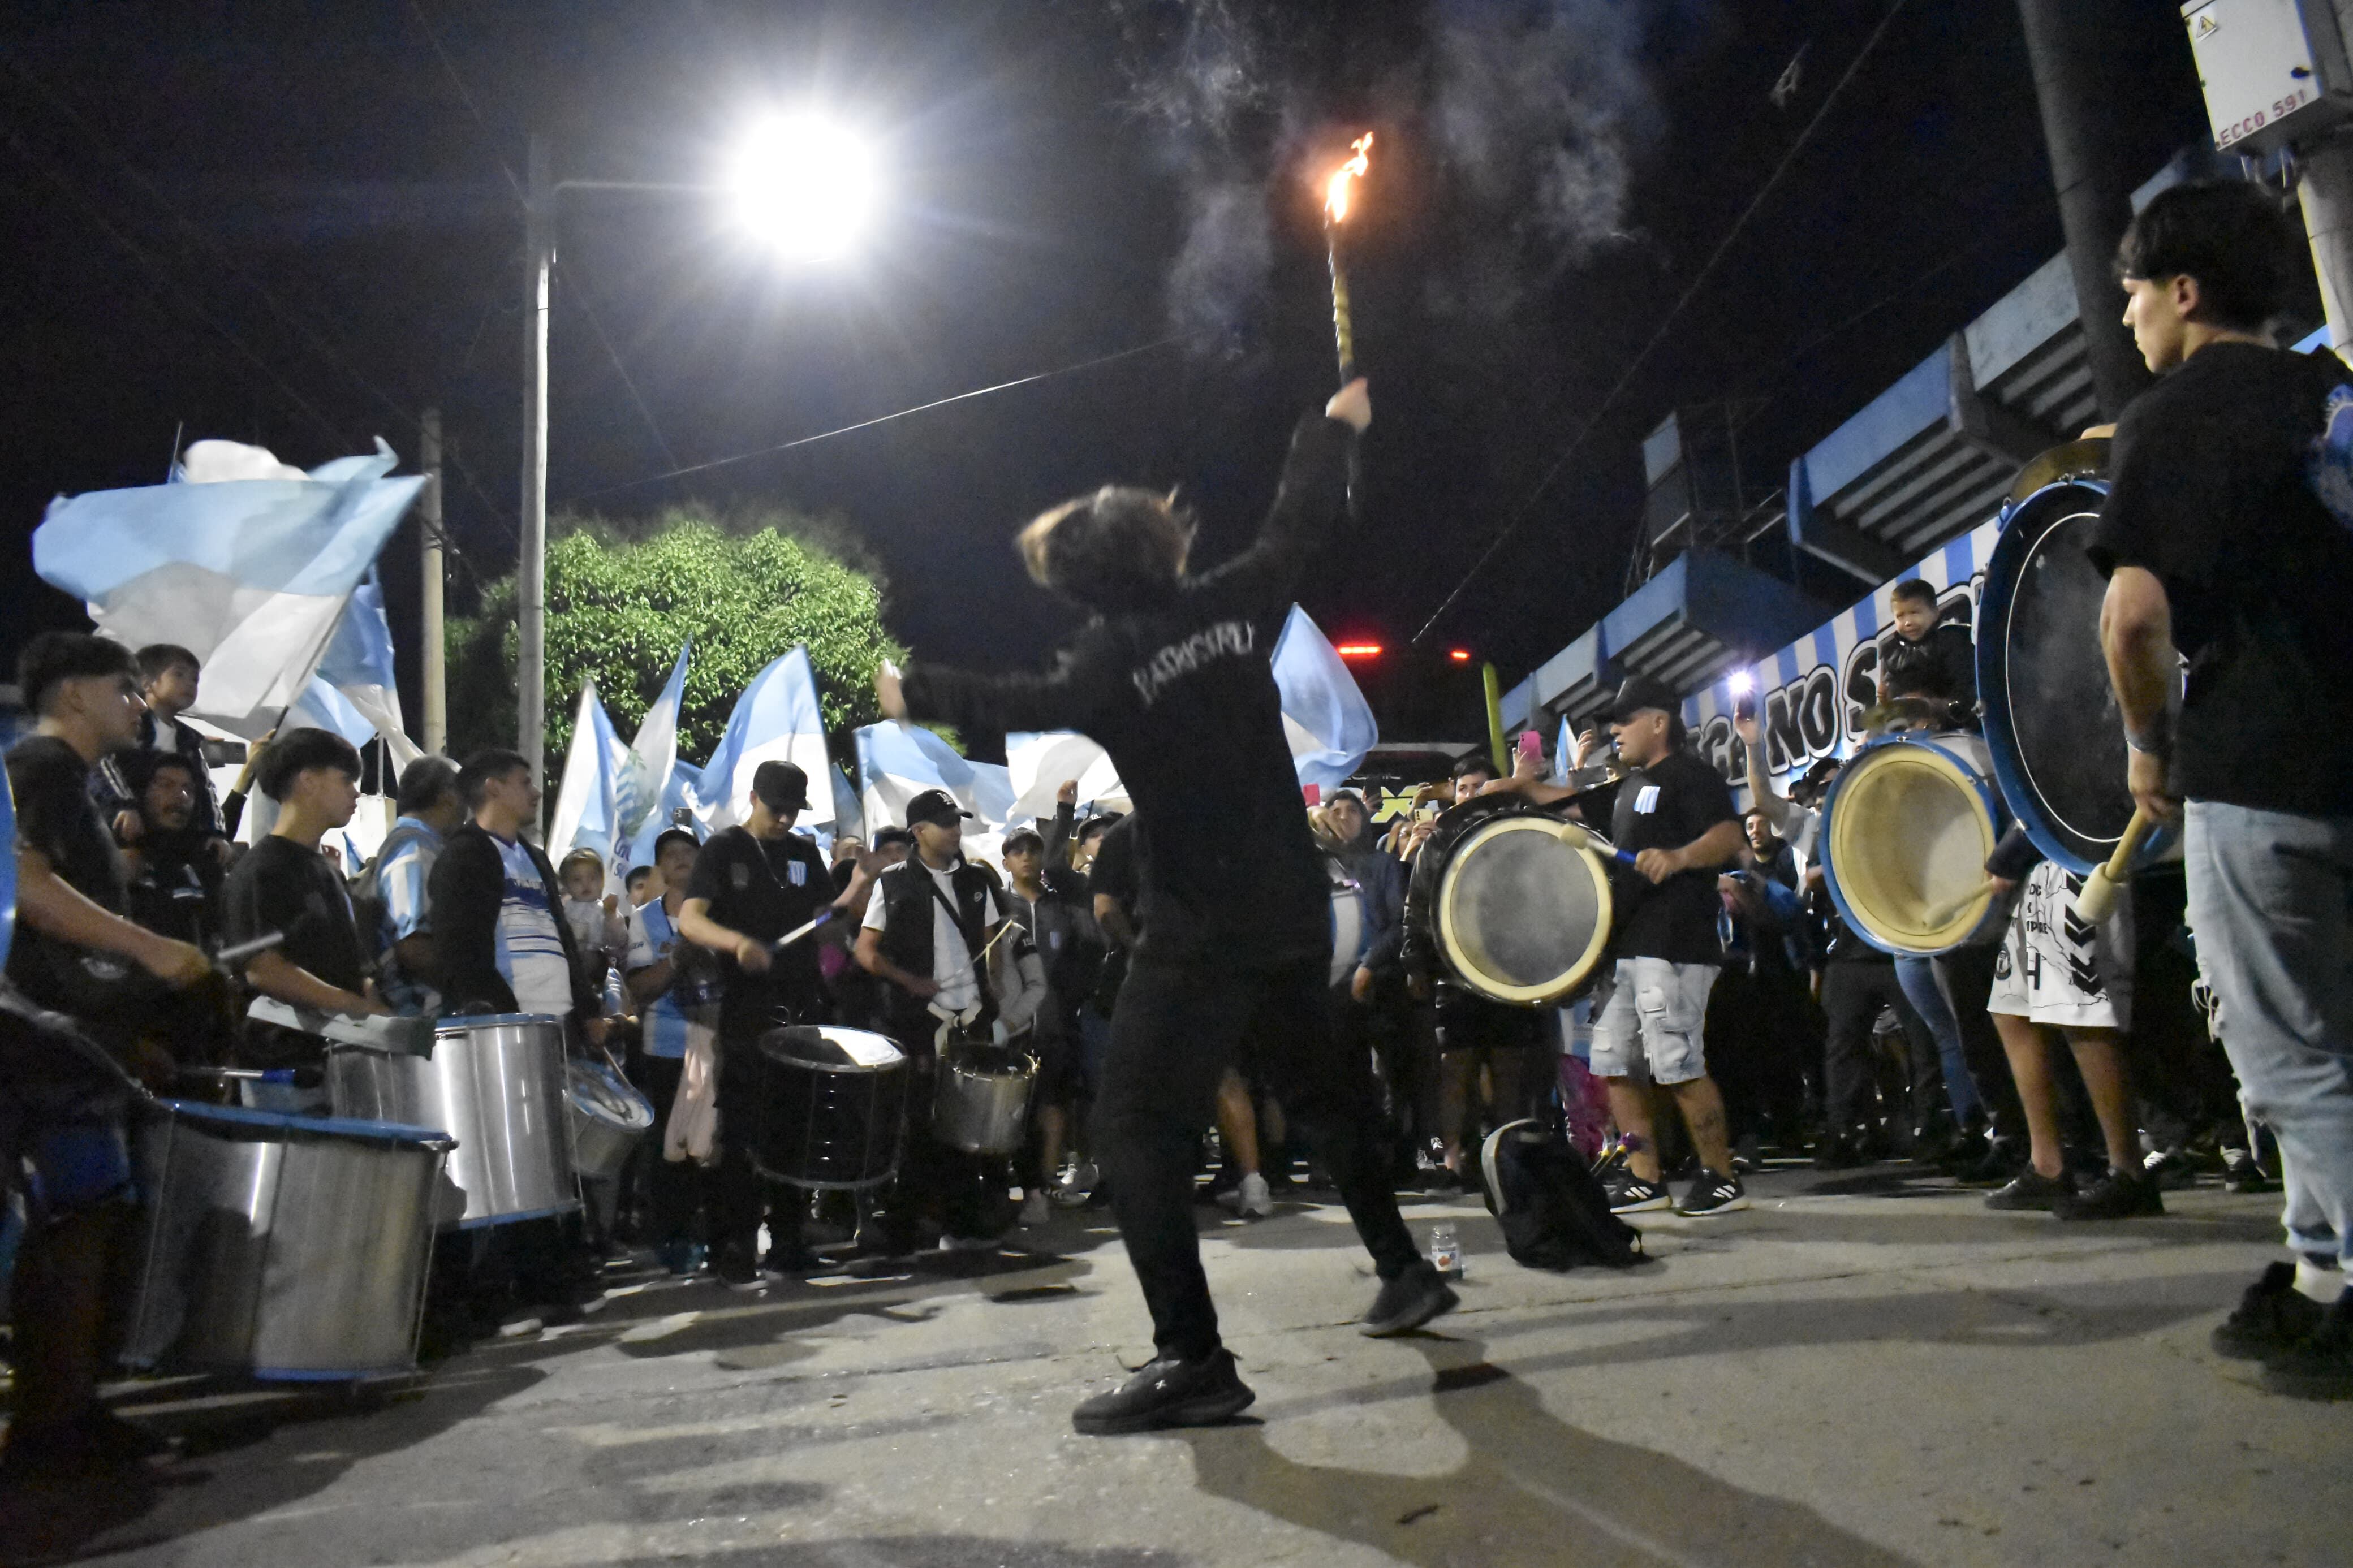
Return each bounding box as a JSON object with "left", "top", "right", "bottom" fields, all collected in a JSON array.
[
  {"left": 126, "top": 1103, "right": 447, "bottom": 1380},
  {"left": 327, "top": 1014, "right": 579, "bottom": 1228}
]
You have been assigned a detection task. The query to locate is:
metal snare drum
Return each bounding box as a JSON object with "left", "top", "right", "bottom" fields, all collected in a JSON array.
[
  {"left": 125, "top": 1099, "right": 451, "bottom": 1381},
  {"left": 566, "top": 1056, "right": 654, "bottom": 1183},
  {"left": 1410, "top": 796, "right": 1617, "bottom": 1007},
  {"left": 326, "top": 1013, "right": 579, "bottom": 1228},
  {"left": 934, "top": 1042, "right": 1036, "bottom": 1156},
  {"left": 749, "top": 1026, "right": 908, "bottom": 1190},
  {"left": 1327, "top": 856, "right": 1368, "bottom": 989},
  {"left": 1820, "top": 731, "right": 2008, "bottom": 955}
]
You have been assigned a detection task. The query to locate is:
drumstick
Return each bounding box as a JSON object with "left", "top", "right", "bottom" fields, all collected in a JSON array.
[
  {"left": 1918, "top": 880, "right": 1998, "bottom": 930},
  {"left": 769, "top": 908, "right": 838, "bottom": 951},
  {"left": 1550, "top": 818, "right": 1638, "bottom": 868},
  {"left": 2075, "top": 806, "right": 2156, "bottom": 925},
  {"left": 214, "top": 931, "right": 287, "bottom": 966}
]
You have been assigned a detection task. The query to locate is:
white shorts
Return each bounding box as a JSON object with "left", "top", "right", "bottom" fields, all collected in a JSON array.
[
  {"left": 1988, "top": 859, "right": 2133, "bottom": 1031},
  {"left": 1588, "top": 957, "right": 1718, "bottom": 1086}
]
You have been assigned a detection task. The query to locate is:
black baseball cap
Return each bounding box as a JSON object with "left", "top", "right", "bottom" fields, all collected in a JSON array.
[
  {"left": 1605, "top": 673, "right": 1680, "bottom": 725},
  {"left": 1003, "top": 824, "right": 1045, "bottom": 854},
  {"left": 752, "top": 760, "right": 811, "bottom": 812},
  {"left": 904, "top": 788, "right": 973, "bottom": 828},
  {"left": 871, "top": 826, "right": 916, "bottom": 851}
]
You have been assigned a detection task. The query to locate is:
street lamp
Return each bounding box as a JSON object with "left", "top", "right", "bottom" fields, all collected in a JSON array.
[{"left": 515, "top": 117, "right": 876, "bottom": 831}]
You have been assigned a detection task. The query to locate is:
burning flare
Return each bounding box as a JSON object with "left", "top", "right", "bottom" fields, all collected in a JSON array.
[{"left": 1324, "top": 132, "right": 1373, "bottom": 225}]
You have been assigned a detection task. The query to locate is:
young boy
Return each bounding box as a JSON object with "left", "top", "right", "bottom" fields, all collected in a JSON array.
[{"left": 92, "top": 643, "right": 241, "bottom": 852}]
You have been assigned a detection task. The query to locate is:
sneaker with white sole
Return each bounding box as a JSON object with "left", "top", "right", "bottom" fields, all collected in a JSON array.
[
  {"left": 1019, "top": 1190, "right": 1051, "bottom": 1228},
  {"left": 1608, "top": 1175, "right": 1671, "bottom": 1214},
  {"left": 1678, "top": 1168, "right": 1749, "bottom": 1217},
  {"left": 1217, "top": 1172, "right": 1274, "bottom": 1219}
]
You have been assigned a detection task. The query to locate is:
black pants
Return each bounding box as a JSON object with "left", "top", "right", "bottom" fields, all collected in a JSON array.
[
  {"left": 1936, "top": 944, "right": 2023, "bottom": 1131},
  {"left": 714, "top": 1033, "right": 801, "bottom": 1262},
  {"left": 627, "top": 1053, "right": 709, "bottom": 1246},
  {"left": 1821, "top": 957, "right": 1940, "bottom": 1131},
  {"left": 1094, "top": 954, "right": 1421, "bottom": 1362}
]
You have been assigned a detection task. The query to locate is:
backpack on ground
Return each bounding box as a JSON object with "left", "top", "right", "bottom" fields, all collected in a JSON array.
[{"left": 1477, "top": 1116, "right": 1649, "bottom": 1271}]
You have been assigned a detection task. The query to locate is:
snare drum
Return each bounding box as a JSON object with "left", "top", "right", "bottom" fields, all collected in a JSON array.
[
  {"left": 566, "top": 1056, "right": 654, "bottom": 1184},
  {"left": 326, "top": 1013, "right": 578, "bottom": 1228},
  {"left": 126, "top": 1099, "right": 451, "bottom": 1381},
  {"left": 749, "top": 1025, "right": 908, "bottom": 1190},
  {"left": 934, "top": 1042, "right": 1036, "bottom": 1156},
  {"left": 1820, "top": 731, "right": 2007, "bottom": 955},
  {"left": 1410, "top": 796, "right": 1616, "bottom": 1007}
]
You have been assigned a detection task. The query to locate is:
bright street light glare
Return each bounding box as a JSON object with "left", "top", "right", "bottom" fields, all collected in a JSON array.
[{"left": 728, "top": 115, "right": 876, "bottom": 260}]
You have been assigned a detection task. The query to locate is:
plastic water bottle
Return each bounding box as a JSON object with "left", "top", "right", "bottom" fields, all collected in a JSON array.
[{"left": 1428, "top": 1222, "right": 1463, "bottom": 1279}]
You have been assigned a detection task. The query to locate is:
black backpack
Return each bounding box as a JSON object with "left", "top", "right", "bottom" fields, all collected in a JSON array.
[{"left": 1477, "top": 1117, "right": 1649, "bottom": 1271}]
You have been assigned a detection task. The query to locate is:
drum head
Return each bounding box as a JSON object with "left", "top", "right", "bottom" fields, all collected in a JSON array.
[
  {"left": 1821, "top": 736, "right": 2001, "bottom": 954},
  {"left": 1981, "top": 478, "right": 2158, "bottom": 875},
  {"left": 1436, "top": 816, "right": 1612, "bottom": 1005},
  {"left": 760, "top": 1025, "right": 905, "bottom": 1072},
  {"left": 566, "top": 1060, "right": 653, "bottom": 1131}
]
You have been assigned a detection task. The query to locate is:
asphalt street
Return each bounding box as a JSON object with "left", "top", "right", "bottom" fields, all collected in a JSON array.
[{"left": 4, "top": 1164, "right": 2343, "bottom": 1567}]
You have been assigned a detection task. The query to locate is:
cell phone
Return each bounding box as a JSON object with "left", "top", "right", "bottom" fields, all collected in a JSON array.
[
  {"left": 1416, "top": 802, "right": 1441, "bottom": 822},
  {"left": 1516, "top": 729, "right": 1545, "bottom": 766},
  {"left": 1734, "top": 693, "right": 1757, "bottom": 724}
]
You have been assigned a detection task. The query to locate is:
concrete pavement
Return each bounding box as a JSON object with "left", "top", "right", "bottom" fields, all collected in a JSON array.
[{"left": 5, "top": 1164, "right": 2346, "bottom": 1567}]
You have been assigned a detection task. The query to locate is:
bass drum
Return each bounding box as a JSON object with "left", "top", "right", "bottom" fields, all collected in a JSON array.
[
  {"left": 1409, "top": 796, "right": 1615, "bottom": 1007},
  {"left": 750, "top": 1025, "right": 908, "bottom": 1190},
  {"left": 1326, "top": 856, "right": 1368, "bottom": 988},
  {"left": 1820, "top": 731, "right": 2007, "bottom": 955},
  {"left": 1980, "top": 463, "right": 2170, "bottom": 875}
]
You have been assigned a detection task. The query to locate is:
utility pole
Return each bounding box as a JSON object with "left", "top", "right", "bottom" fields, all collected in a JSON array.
[
  {"left": 419, "top": 406, "right": 447, "bottom": 757},
  {"left": 520, "top": 133, "right": 553, "bottom": 835},
  {"left": 2016, "top": 0, "right": 2153, "bottom": 421}
]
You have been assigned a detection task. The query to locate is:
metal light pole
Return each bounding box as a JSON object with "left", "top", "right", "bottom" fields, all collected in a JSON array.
[
  {"left": 520, "top": 133, "right": 553, "bottom": 833},
  {"left": 419, "top": 405, "right": 447, "bottom": 757}
]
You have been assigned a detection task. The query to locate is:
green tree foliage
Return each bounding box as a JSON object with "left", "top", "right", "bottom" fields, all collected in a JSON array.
[{"left": 446, "top": 505, "right": 904, "bottom": 779}]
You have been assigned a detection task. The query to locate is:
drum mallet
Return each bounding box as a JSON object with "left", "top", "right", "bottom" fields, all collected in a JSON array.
[
  {"left": 214, "top": 931, "right": 287, "bottom": 967},
  {"left": 2075, "top": 806, "right": 2157, "bottom": 925},
  {"left": 1917, "top": 881, "right": 1999, "bottom": 930},
  {"left": 1550, "top": 818, "right": 1639, "bottom": 869}
]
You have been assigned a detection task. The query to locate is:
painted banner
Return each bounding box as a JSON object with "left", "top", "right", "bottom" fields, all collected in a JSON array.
[{"left": 1682, "top": 516, "right": 2003, "bottom": 793}]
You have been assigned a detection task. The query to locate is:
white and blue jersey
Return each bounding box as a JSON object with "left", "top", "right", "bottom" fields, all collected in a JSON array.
[
  {"left": 625, "top": 899, "right": 712, "bottom": 1060},
  {"left": 494, "top": 834, "right": 576, "bottom": 1018},
  {"left": 373, "top": 817, "right": 442, "bottom": 1013}
]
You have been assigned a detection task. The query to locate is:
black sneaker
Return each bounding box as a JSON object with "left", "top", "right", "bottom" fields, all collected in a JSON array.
[
  {"left": 2261, "top": 1290, "right": 2353, "bottom": 1400},
  {"left": 1678, "top": 1168, "right": 1749, "bottom": 1217},
  {"left": 2223, "top": 1147, "right": 2276, "bottom": 1194},
  {"left": 717, "top": 1248, "right": 767, "bottom": 1292},
  {"left": 1608, "top": 1175, "right": 1671, "bottom": 1214},
  {"left": 1953, "top": 1135, "right": 2024, "bottom": 1189},
  {"left": 2053, "top": 1167, "right": 2165, "bottom": 1220},
  {"left": 1984, "top": 1168, "right": 2074, "bottom": 1211},
  {"left": 2213, "top": 1263, "right": 2327, "bottom": 1362},
  {"left": 1812, "top": 1134, "right": 1865, "bottom": 1172},
  {"left": 1359, "top": 1260, "right": 1460, "bottom": 1337},
  {"left": 1071, "top": 1349, "right": 1256, "bottom": 1435}
]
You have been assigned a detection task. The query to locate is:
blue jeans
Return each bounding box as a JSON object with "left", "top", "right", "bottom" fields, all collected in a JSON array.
[
  {"left": 1895, "top": 954, "right": 1983, "bottom": 1124},
  {"left": 2183, "top": 800, "right": 2353, "bottom": 1264}
]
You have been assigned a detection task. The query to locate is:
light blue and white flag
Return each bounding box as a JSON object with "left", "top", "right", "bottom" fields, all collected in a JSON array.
[
  {"left": 548, "top": 683, "right": 634, "bottom": 883},
  {"left": 619, "top": 641, "right": 691, "bottom": 842},
  {"left": 855, "top": 723, "right": 1016, "bottom": 830},
  {"left": 284, "top": 674, "right": 378, "bottom": 751},
  {"left": 829, "top": 762, "right": 864, "bottom": 845},
  {"left": 33, "top": 437, "right": 424, "bottom": 736},
  {"left": 701, "top": 647, "right": 836, "bottom": 833},
  {"left": 314, "top": 566, "right": 418, "bottom": 766},
  {"left": 1553, "top": 714, "right": 1578, "bottom": 785},
  {"left": 623, "top": 759, "right": 705, "bottom": 872},
  {"left": 1272, "top": 604, "right": 1378, "bottom": 789},
  {"left": 1005, "top": 731, "right": 1128, "bottom": 820}
]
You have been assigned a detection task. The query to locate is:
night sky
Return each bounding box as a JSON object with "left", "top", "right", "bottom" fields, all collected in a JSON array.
[{"left": 0, "top": 1, "right": 2207, "bottom": 748}]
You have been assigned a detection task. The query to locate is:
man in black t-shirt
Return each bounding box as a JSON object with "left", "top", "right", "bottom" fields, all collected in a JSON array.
[
  {"left": 3, "top": 633, "right": 212, "bottom": 1478},
  {"left": 220, "top": 729, "right": 387, "bottom": 1102},
  {"left": 1492, "top": 674, "right": 1748, "bottom": 1216},
  {"left": 2092, "top": 181, "right": 2353, "bottom": 1392},
  {"left": 678, "top": 760, "right": 876, "bottom": 1286}
]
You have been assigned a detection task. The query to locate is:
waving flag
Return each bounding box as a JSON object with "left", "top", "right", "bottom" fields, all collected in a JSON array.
[
  {"left": 855, "top": 723, "right": 1016, "bottom": 830},
  {"left": 548, "top": 683, "right": 634, "bottom": 881},
  {"left": 313, "top": 566, "right": 419, "bottom": 767},
  {"left": 701, "top": 647, "right": 836, "bottom": 833},
  {"left": 1554, "top": 714, "right": 1578, "bottom": 785},
  {"left": 33, "top": 437, "right": 423, "bottom": 736},
  {"left": 829, "top": 761, "right": 865, "bottom": 845},
  {"left": 619, "top": 641, "right": 690, "bottom": 841},
  {"left": 623, "top": 759, "right": 705, "bottom": 872},
  {"left": 1272, "top": 604, "right": 1378, "bottom": 789},
  {"left": 1005, "top": 731, "right": 1130, "bottom": 820}
]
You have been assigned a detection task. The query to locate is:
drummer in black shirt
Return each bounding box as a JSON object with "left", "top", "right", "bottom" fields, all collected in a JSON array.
[
  {"left": 880, "top": 381, "right": 1443, "bottom": 1438},
  {"left": 3, "top": 633, "right": 212, "bottom": 1477},
  {"left": 677, "top": 760, "right": 876, "bottom": 1286},
  {"left": 1490, "top": 674, "right": 1748, "bottom": 1216},
  {"left": 2092, "top": 180, "right": 2353, "bottom": 1394},
  {"left": 220, "top": 729, "right": 388, "bottom": 1111}
]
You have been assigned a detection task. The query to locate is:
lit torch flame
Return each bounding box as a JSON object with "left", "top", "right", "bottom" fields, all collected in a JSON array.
[{"left": 1324, "top": 132, "right": 1373, "bottom": 226}]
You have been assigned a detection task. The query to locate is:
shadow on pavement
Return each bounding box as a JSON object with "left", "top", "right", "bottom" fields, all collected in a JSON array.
[
  {"left": 596, "top": 1542, "right": 1182, "bottom": 1568},
  {"left": 1178, "top": 1331, "right": 1920, "bottom": 1568}
]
